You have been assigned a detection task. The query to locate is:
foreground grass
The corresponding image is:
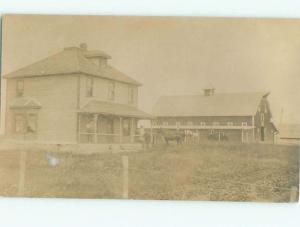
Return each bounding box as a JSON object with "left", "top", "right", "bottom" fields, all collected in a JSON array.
[{"left": 0, "top": 143, "right": 298, "bottom": 202}]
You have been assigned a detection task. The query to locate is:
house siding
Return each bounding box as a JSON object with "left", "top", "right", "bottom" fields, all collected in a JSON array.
[
  {"left": 6, "top": 75, "right": 78, "bottom": 143},
  {"left": 79, "top": 75, "right": 138, "bottom": 108}
]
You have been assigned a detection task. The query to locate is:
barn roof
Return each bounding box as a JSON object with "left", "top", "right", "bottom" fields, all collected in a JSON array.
[
  {"left": 79, "top": 100, "right": 153, "bottom": 119},
  {"left": 3, "top": 46, "right": 141, "bottom": 86},
  {"left": 153, "top": 92, "right": 268, "bottom": 117}
]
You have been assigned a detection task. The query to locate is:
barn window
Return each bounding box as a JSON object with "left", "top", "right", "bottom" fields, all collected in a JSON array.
[
  {"left": 86, "top": 77, "right": 93, "bottom": 97},
  {"left": 200, "top": 122, "right": 206, "bottom": 126},
  {"left": 108, "top": 81, "right": 115, "bottom": 100},
  {"left": 242, "top": 122, "right": 247, "bottom": 127},
  {"left": 227, "top": 122, "right": 233, "bottom": 126},
  {"left": 16, "top": 80, "right": 24, "bottom": 97}
]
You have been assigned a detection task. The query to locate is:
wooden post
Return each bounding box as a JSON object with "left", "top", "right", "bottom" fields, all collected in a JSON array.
[
  {"left": 150, "top": 120, "right": 153, "bottom": 145},
  {"left": 252, "top": 116, "right": 255, "bottom": 142},
  {"left": 241, "top": 128, "right": 244, "bottom": 143},
  {"left": 119, "top": 117, "right": 123, "bottom": 143},
  {"left": 17, "top": 150, "right": 27, "bottom": 196},
  {"left": 93, "top": 114, "right": 98, "bottom": 144},
  {"left": 122, "top": 155, "right": 129, "bottom": 199}
]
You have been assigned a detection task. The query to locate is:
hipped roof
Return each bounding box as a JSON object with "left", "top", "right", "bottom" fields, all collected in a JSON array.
[{"left": 3, "top": 47, "right": 141, "bottom": 86}]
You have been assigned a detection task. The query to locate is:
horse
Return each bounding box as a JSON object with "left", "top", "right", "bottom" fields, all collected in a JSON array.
[{"left": 157, "top": 129, "right": 184, "bottom": 145}]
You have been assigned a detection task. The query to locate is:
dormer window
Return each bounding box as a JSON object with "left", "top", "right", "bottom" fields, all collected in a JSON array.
[
  {"left": 108, "top": 81, "right": 115, "bottom": 101},
  {"left": 86, "top": 77, "right": 93, "bottom": 97},
  {"left": 16, "top": 79, "right": 24, "bottom": 97}
]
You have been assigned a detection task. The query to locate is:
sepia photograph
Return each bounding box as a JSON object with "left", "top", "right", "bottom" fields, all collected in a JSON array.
[{"left": 0, "top": 14, "right": 299, "bottom": 202}]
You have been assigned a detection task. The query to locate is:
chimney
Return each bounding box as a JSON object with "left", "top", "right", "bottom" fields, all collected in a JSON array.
[
  {"left": 203, "top": 84, "right": 215, "bottom": 96},
  {"left": 79, "top": 43, "right": 87, "bottom": 51}
]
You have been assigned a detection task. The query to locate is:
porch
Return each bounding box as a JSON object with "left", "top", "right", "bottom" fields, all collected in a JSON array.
[{"left": 77, "top": 100, "right": 152, "bottom": 144}]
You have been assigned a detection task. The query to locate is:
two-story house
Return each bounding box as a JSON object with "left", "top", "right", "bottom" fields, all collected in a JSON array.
[
  {"left": 3, "top": 43, "right": 151, "bottom": 144},
  {"left": 152, "top": 87, "right": 278, "bottom": 143}
]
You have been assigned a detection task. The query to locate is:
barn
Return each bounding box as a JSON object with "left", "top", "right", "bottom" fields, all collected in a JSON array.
[{"left": 152, "top": 87, "right": 278, "bottom": 143}]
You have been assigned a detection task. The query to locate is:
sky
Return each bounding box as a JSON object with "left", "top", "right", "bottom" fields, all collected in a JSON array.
[{"left": 1, "top": 14, "right": 300, "bottom": 125}]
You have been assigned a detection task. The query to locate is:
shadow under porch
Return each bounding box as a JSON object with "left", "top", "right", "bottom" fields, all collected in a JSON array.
[{"left": 78, "top": 113, "right": 141, "bottom": 144}]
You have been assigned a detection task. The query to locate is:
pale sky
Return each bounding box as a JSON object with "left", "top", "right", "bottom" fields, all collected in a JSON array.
[{"left": 1, "top": 15, "right": 300, "bottom": 125}]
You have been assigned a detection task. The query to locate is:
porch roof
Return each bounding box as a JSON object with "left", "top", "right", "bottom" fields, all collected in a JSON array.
[
  {"left": 10, "top": 97, "right": 41, "bottom": 109},
  {"left": 78, "top": 100, "right": 153, "bottom": 119}
]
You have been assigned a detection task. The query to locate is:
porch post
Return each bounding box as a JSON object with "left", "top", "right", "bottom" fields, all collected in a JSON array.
[
  {"left": 130, "top": 118, "right": 135, "bottom": 143},
  {"left": 93, "top": 114, "right": 98, "bottom": 143},
  {"left": 78, "top": 114, "right": 81, "bottom": 143},
  {"left": 119, "top": 117, "right": 123, "bottom": 143}
]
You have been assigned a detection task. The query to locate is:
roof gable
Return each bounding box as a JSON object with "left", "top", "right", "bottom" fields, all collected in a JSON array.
[
  {"left": 153, "top": 92, "right": 267, "bottom": 117},
  {"left": 3, "top": 47, "right": 141, "bottom": 86}
]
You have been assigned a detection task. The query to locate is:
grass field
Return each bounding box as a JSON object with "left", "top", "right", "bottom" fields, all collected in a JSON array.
[{"left": 0, "top": 143, "right": 298, "bottom": 202}]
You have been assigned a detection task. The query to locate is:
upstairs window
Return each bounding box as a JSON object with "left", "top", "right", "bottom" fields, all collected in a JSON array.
[
  {"left": 128, "top": 86, "right": 134, "bottom": 104},
  {"left": 108, "top": 81, "right": 115, "bottom": 101},
  {"left": 86, "top": 77, "right": 93, "bottom": 97},
  {"left": 16, "top": 80, "right": 24, "bottom": 97}
]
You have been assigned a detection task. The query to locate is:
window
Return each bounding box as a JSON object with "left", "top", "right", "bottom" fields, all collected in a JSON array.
[
  {"left": 128, "top": 86, "right": 135, "bottom": 104},
  {"left": 15, "top": 115, "right": 25, "bottom": 133},
  {"left": 27, "top": 114, "right": 37, "bottom": 133},
  {"left": 200, "top": 122, "right": 206, "bottom": 126},
  {"left": 242, "top": 122, "right": 247, "bottom": 127},
  {"left": 86, "top": 77, "right": 93, "bottom": 97},
  {"left": 15, "top": 114, "right": 37, "bottom": 133},
  {"left": 227, "top": 122, "right": 233, "bottom": 126},
  {"left": 108, "top": 81, "right": 115, "bottom": 100},
  {"left": 16, "top": 80, "right": 24, "bottom": 97},
  {"left": 213, "top": 122, "right": 219, "bottom": 126}
]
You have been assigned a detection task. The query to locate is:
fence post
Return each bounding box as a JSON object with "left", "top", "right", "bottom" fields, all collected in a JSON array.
[
  {"left": 122, "top": 155, "right": 129, "bottom": 199},
  {"left": 17, "top": 150, "right": 27, "bottom": 196},
  {"left": 290, "top": 186, "right": 298, "bottom": 202}
]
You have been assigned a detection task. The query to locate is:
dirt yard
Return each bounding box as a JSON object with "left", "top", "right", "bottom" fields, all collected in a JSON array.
[{"left": 0, "top": 143, "right": 298, "bottom": 202}]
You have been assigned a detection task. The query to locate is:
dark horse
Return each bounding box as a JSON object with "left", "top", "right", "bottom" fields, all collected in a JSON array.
[{"left": 157, "top": 129, "right": 185, "bottom": 145}]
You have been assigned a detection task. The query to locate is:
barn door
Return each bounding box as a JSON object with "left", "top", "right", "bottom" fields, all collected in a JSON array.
[{"left": 260, "top": 127, "right": 265, "bottom": 141}]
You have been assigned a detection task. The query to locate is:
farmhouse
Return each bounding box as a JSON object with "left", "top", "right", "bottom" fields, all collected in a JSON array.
[
  {"left": 3, "top": 43, "right": 151, "bottom": 144},
  {"left": 152, "top": 87, "right": 278, "bottom": 143}
]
